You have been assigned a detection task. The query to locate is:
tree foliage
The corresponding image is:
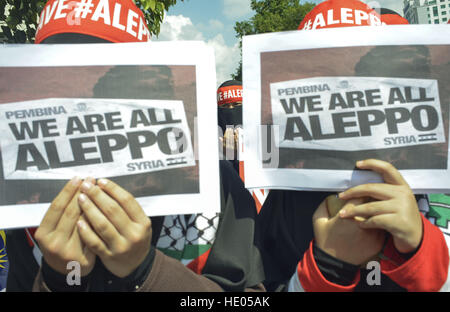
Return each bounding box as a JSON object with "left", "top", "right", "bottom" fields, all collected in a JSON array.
[
  {"left": 232, "top": 0, "right": 316, "bottom": 81},
  {"left": 137, "top": 0, "right": 184, "bottom": 38},
  {"left": 0, "top": 0, "right": 184, "bottom": 43}
]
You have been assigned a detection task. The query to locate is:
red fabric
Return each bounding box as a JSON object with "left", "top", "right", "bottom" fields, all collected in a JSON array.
[
  {"left": 217, "top": 85, "right": 243, "bottom": 106},
  {"left": 186, "top": 249, "right": 211, "bottom": 275},
  {"left": 380, "top": 214, "right": 449, "bottom": 292},
  {"left": 25, "top": 227, "right": 38, "bottom": 247},
  {"left": 35, "top": 0, "right": 150, "bottom": 44},
  {"left": 298, "top": 0, "right": 383, "bottom": 30},
  {"left": 297, "top": 240, "right": 360, "bottom": 292},
  {"left": 252, "top": 191, "right": 263, "bottom": 214},
  {"left": 380, "top": 13, "right": 409, "bottom": 25},
  {"left": 239, "top": 160, "right": 245, "bottom": 182},
  {"left": 238, "top": 161, "right": 264, "bottom": 214},
  {"left": 297, "top": 215, "right": 449, "bottom": 291}
]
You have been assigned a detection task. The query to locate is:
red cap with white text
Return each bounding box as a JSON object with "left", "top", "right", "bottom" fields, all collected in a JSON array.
[
  {"left": 379, "top": 8, "right": 409, "bottom": 25},
  {"left": 298, "top": 0, "right": 384, "bottom": 30},
  {"left": 35, "top": 0, "right": 150, "bottom": 44},
  {"left": 217, "top": 80, "right": 243, "bottom": 106}
]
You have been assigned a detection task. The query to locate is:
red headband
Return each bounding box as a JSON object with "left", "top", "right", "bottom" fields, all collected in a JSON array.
[
  {"left": 298, "top": 0, "right": 384, "bottom": 30},
  {"left": 35, "top": 0, "right": 151, "bottom": 44},
  {"left": 217, "top": 85, "right": 243, "bottom": 106}
]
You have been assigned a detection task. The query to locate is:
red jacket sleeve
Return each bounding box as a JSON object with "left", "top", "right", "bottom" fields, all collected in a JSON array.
[
  {"left": 380, "top": 214, "right": 450, "bottom": 292},
  {"left": 290, "top": 214, "right": 450, "bottom": 292},
  {"left": 290, "top": 240, "right": 361, "bottom": 292}
]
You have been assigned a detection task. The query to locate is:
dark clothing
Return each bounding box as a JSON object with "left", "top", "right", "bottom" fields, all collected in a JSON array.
[
  {"left": 7, "top": 161, "right": 264, "bottom": 292},
  {"left": 218, "top": 106, "right": 242, "bottom": 134},
  {"left": 255, "top": 190, "right": 329, "bottom": 291}
]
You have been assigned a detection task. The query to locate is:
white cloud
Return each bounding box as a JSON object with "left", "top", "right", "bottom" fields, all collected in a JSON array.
[
  {"left": 196, "top": 19, "right": 225, "bottom": 39},
  {"left": 206, "top": 34, "right": 240, "bottom": 85},
  {"left": 223, "top": 0, "right": 252, "bottom": 19},
  {"left": 155, "top": 15, "right": 239, "bottom": 86},
  {"left": 207, "top": 19, "right": 225, "bottom": 32},
  {"left": 156, "top": 15, "right": 203, "bottom": 41}
]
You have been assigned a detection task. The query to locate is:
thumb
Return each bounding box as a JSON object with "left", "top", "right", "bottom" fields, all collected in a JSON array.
[{"left": 313, "top": 198, "right": 331, "bottom": 223}]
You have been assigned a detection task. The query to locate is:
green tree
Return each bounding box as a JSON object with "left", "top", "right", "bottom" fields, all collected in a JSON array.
[
  {"left": 232, "top": 0, "right": 316, "bottom": 81},
  {"left": 0, "top": 0, "right": 184, "bottom": 43}
]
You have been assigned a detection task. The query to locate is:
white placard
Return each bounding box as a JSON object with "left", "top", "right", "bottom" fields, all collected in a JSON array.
[
  {"left": 243, "top": 25, "right": 450, "bottom": 193},
  {"left": 0, "top": 42, "right": 220, "bottom": 229}
]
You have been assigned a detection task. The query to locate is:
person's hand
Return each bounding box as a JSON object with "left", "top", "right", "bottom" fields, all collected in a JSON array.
[
  {"left": 338, "top": 159, "right": 423, "bottom": 254},
  {"left": 220, "top": 128, "right": 239, "bottom": 160},
  {"left": 313, "top": 195, "right": 386, "bottom": 266},
  {"left": 76, "top": 178, "right": 152, "bottom": 278},
  {"left": 35, "top": 177, "right": 96, "bottom": 276}
]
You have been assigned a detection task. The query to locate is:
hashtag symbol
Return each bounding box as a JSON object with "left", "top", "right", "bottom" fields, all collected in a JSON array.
[
  {"left": 73, "top": 0, "right": 95, "bottom": 19},
  {"left": 302, "top": 19, "right": 313, "bottom": 30}
]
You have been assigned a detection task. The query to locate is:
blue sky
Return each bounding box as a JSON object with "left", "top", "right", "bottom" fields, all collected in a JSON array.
[
  {"left": 166, "top": 0, "right": 254, "bottom": 46},
  {"left": 155, "top": 0, "right": 405, "bottom": 85}
]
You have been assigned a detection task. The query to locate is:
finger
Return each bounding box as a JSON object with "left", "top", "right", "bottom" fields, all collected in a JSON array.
[
  {"left": 339, "top": 200, "right": 395, "bottom": 219},
  {"left": 224, "top": 128, "right": 234, "bottom": 142},
  {"left": 70, "top": 215, "right": 96, "bottom": 268},
  {"left": 354, "top": 216, "right": 367, "bottom": 222},
  {"left": 54, "top": 190, "right": 82, "bottom": 239},
  {"left": 357, "top": 214, "right": 395, "bottom": 232},
  {"left": 78, "top": 192, "right": 122, "bottom": 248},
  {"left": 219, "top": 137, "right": 227, "bottom": 155},
  {"left": 325, "top": 194, "right": 345, "bottom": 217},
  {"left": 224, "top": 128, "right": 234, "bottom": 137},
  {"left": 80, "top": 181, "right": 132, "bottom": 232},
  {"left": 77, "top": 219, "right": 110, "bottom": 258},
  {"left": 356, "top": 159, "right": 408, "bottom": 186},
  {"left": 84, "top": 176, "right": 96, "bottom": 185},
  {"left": 339, "top": 183, "right": 399, "bottom": 201},
  {"left": 225, "top": 135, "right": 234, "bottom": 148},
  {"left": 97, "top": 179, "right": 148, "bottom": 224},
  {"left": 39, "top": 176, "right": 82, "bottom": 234}
]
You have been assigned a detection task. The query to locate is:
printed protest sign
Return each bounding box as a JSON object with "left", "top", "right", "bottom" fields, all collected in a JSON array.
[
  {"left": 243, "top": 25, "right": 450, "bottom": 193},
  {"left": 0, "top": 42, "right": 220, "bottom": 229},
  {"left": 1, "top": 98, "right": 195, "bottom": 180},
  {"left": 271, "top": 77, "right": 445, "bottom": 151}
]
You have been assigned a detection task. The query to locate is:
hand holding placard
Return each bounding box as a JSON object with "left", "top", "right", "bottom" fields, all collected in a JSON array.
[
  {"left": 313, "top": 195, "right": 385, "bottom": 266},
  {"left": 77, "top": 178, "right": 153, "bottom": 278},
  {"left": 34, "top": 177, "right": 96, "bottom": 277},
  {"left": 338, "top": 159, "right": 423, "bottom": 254}
]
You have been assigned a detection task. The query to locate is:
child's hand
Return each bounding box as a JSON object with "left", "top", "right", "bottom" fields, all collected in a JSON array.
[
  {"left": 35, "top": 177, "right": 96, "bottom": 277},
  {"left": 313, "top": 195, "right": 386, "bottom": 266},
  {"left": 338, "top": 159, "right": 423, "bottom": 254},
  {"left": 77, "top": 178, "right": 152, "bottom": 278}
]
